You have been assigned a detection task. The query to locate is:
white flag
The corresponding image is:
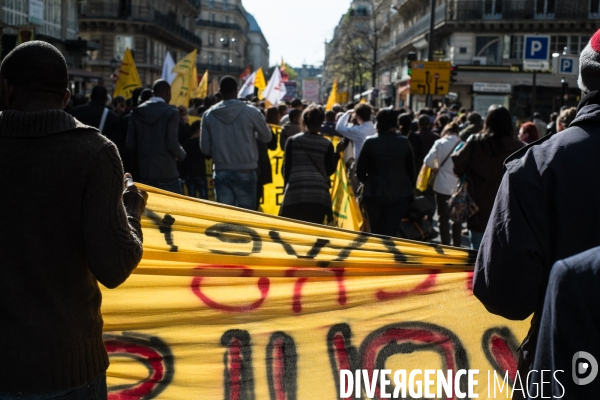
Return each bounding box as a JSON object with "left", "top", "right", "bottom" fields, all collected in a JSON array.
[
  {"left": 262, "top": 66, "right": 287, "bottom": 105},
  {"left": 161, "top": 52, "right": 177, "bottom": 85},
  {"left": 238, "top": 71, "right": 257, "bottom": 98}
]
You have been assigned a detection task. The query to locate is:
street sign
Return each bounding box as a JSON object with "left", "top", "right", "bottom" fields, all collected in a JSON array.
[
  {"left": 523, "top": 61, "right": 550, "bottom": 71},
  {"left": 523, "top": 35, "right": 550, "bottom": 71},
  {"left": 524, "top": 35, "right": 550, "bottom": 61},
  {"left": 409, "top": 61, "right": 451, "bottom": 95},
  {"left": 555, "top": 56, "right": 579, "bottom": 76}
]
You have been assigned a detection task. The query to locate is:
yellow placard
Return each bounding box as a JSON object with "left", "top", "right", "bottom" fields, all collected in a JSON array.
[
  {"left": 410, "top": 61, "right": 451, "bottom": 96},
  {"left": 100, "top": 185, "right": 530, "bottom": 399}
]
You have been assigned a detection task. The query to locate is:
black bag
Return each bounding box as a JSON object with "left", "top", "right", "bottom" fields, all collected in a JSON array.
[
  {"left": 406, "top": 195, "right": 435, "bottom": 221},
  {"left": 399, "top": 217, "right": 436, "bottom": 241}
]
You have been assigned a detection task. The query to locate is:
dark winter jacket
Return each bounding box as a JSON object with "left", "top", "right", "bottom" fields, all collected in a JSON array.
[
  {"left": 72, "top": 102, "right": 118, "bottom": 137},
  {"left": 473, "top": 91, "right": 600, "bottom": 382},
  {"left": 356, "top": 131, "right": 416, "bottom": 198},
  {"left": 452, "top": 133, "right": 524, "bottom": 232},
  {"left": 530, "top": 246, "right": 600, "bottom": 399},
  {"left": 126, "top": 99, "right": 185, "bottom": 181}
]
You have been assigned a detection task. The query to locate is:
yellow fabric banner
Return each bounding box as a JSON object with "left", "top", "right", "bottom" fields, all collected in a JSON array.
[
  {"left": 100, "top": 185, "right": 529, "bottom": 399},
  {"left": 331, "top": 159, "right": 363, "bottom": 231},
  {"left": 170, "top": 50, "right": 198, "bottom": 107},
  {"left": 113, "top": 48, "right": 142, "bottom": 100}
]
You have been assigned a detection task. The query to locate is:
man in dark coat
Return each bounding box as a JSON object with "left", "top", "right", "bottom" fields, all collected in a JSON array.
[
  {"left": 473, "top": 29, "right": 600, "bottom": 400},
  {"left": 127, "top": 80, "right": 186, "bottom": 194},
  {"left": 72, "top": 85, "right": 118, "bottom": 137},
  {"left": 529, "top": 246, "right": 600, "bottom": 399},
  {"left": 0, "top": 41, "right": 146, "bottom": 397},
  {"left": 414, "top": 114, "right": 440, "bottom": 171}
]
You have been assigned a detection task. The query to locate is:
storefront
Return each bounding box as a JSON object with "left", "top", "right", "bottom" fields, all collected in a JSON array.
[{"left": 471, "top": 82, "right": 512, "bottom": 116}]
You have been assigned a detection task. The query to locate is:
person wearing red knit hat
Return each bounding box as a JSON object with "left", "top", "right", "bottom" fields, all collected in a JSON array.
[
  {"left": 472, "top": 28, "right": 600, "bottom": 400},
  {"left": 518, "top": 121, "right": 540, "bottom": 144}
]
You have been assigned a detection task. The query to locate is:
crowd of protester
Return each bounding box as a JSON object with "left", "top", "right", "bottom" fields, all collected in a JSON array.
[
  {"left": 5, "top": 29, "right": 600, "bottom": 397},
  {"left": 64, "top": 72, "right": 584, "bottom": 252}
]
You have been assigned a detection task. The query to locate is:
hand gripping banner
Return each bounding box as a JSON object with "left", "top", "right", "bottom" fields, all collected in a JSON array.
[{"left": 100, "top": 185, "right": 530, "bottom": 399}]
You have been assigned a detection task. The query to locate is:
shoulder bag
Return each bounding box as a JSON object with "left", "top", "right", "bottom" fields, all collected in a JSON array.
[{"left": 448, "top": 141, "right": 480, "bottom": 223}]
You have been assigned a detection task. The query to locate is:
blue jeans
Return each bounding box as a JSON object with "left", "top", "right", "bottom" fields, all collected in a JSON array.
[
  {"left": 141, "top": 178, "right": 182, "bottom": 195},
  {"left": 469, "top": 230, "right": 485, "bottom": 250},
  {"left": 185, "top": 176, "right": 208, "bottom": 199},
  {"left": 213, "top": 170, "right": 257, "bottom": 210},
  {"left": 0, "top": 374, "right": 107, "bottom": 399}
]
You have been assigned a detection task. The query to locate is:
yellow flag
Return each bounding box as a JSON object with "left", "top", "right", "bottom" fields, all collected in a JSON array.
[
  {"left": 331, "top": 158, "right": 364, "bottom": 230},
  {"left": 170, "top": 50, "right": 198, "bottom": 107},
  {"left": 325, "top": 77, "right": 338, "bottom": 111},
  {"left": 255, "top": 67, "right": 267, "bottom": 100},
  {"left": 113, "top": 48, "right": 142, "bottom": 100},
  {"left": 193, "top": 70, "right": 209, "bottom": 99}
]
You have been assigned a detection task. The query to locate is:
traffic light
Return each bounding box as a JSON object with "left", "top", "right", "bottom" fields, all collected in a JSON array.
[
  {"left": 450, "top": 65, "right": 458, "bottom": 83},
  {"left": 407, "top": 51, "right": 417, "bottom": 76}
]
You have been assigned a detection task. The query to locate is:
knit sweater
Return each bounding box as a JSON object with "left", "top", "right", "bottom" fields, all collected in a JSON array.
[
  {"left": 282, "top": 132, "right": 338, "bottom": 208},
  {"left": 0, "top": 110, "right": 145, "bottom": 393}
]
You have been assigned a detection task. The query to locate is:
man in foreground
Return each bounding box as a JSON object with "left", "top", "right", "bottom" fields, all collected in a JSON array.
[
  {"left": 473, "top": 29, "right": 600, "bottom": 399},
  {"left": 127, "top": 79, "right": 186, "bottom": 194},
  {"left": 201, "top": 76, "right": 272, "bottom": 210},
  {"left": 0, "top": 41, "right": 146, "bottom": 397}
]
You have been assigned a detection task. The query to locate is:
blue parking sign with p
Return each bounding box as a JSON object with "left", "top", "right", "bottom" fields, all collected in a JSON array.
[
  {"left": 560, "top": 58, "right": 574, "bottom": 74},
  {"left": 524, "top": 36, "right": 550, "bottom": 61}
]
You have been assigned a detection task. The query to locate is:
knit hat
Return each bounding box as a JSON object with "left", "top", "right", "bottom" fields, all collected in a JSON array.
[{"left": 578, "top": 29, "right": 600, "bottom": 93}]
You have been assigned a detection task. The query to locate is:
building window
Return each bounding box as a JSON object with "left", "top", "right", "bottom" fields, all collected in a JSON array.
[
  {"left": 535, "top": 0, "right": 555, "bottom": 18},
  {"left": 223, "top": 0, "right": 228, "bottom": 10},
  {"left": 208, "top": 52, "right": 214, "bottom": 64},
  {"left": 225, "top": 16, "right": 230, "bottom": 24},
  {"left": 475, "top": 36, "right": 501, "bottom": 65},
  {"left": 459, "top": 47, "right": 467, "bottom": 54},
  {"left": 210, "top": 13, "right": 215, "bottom": 23},
  {"left": 42, "top": 0, "right": 62, "bottom": 39},
  {"left": 591, "top": 0, "right": 600, "bottom": 16},
  {"left": 209, "top": 32, "right": 215, "bottom": 46},
  {"left": 222, "top": 54, "right": 228, "bottom": 66},
  {"left": 66, "top": 0, "right": 78, "bottom": 39},
  {"left": 550, "top": 35, "right": 569, "bottom": 57},
  {"left": 115, "top": 35, "right": 134, "bottom": 60},
  {"left": 483, "top": 0, "right": 502, "bottom": 18},
  {"left": 509, "top": 35, "right": 523, "bottom": 59},
  {"left": 153, "top": 40, "right": 166, "bottom": 66},
  {"left": 208, "top": 0, "right": 214, "bottom": 6}
]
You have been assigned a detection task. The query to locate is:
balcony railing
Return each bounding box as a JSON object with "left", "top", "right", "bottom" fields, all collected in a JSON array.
[
  {"left": 187, "top": 0, "right": 200, "bottom": 9},
  {"left": 395, "top": 3, "right": 446, "bottom": 48},
  {"left": 79, "top": 4, "right": 202, "bottom": 47},
  {"left": 197, "top": 62, "right": 244, "bottom": 74},
  {"left": 447, "top": 0, "right": 592, "bottom": 21},
  {"left": 201, "top": 1, "right": 246, "bottom": 19},
  {"left": 196, "top": 18, "right": 244, "bottom": 33}
]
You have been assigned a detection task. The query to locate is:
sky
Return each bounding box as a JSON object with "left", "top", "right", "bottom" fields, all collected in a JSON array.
[{"left": 242, "top": 0, "right": 351, "bottom": 68}]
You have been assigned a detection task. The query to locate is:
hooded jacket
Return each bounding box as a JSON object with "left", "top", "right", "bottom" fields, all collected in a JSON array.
[
  {"left": 127, "top": 99, "right": 185, "bottom": 181},
  {"left": 473, "top": 91, "right": 600, "bottom": 387},
  {"left": 200, "top": 100, "right": 272, "bottom": 171}
]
